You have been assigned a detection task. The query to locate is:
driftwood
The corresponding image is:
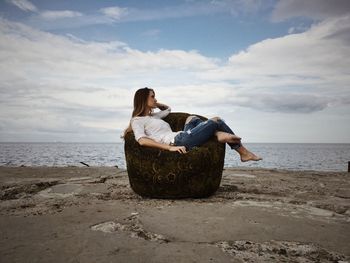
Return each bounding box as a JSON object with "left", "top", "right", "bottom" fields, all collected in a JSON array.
[{"left": 80, "top": 162, "right": 90, "bottom": 167}]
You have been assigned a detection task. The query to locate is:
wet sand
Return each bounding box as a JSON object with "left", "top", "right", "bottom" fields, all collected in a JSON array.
[{"left": 0, "top": 166, "right": 349, "bottom": 262}]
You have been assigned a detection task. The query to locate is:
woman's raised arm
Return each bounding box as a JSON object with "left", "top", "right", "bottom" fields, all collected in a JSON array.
[{"left": 156, "top": 102, "right": 169, "bottom": 111}]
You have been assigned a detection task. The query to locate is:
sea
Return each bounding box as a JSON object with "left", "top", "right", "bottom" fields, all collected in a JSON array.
[{"left": 0, "top": 143, "right": 349, "bottom": 172}]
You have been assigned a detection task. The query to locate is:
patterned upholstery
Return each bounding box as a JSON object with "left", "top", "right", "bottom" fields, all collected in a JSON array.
[{"left": 124, "top": 112, "right": 226, "bottom": 198}]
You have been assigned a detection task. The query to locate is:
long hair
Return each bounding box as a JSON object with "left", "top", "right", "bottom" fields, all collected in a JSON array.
[{"left": 123, "top": 87, "right": 154, "bottom": 137}]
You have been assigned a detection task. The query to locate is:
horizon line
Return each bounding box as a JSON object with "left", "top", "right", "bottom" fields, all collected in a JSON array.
[{"left": 1, "top": 141, "right": 350, "bottom": 144}]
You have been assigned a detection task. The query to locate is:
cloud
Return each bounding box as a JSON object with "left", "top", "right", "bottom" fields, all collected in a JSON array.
[
  {"left": 23, "top": 0, "right": 270, "bottom": 31},
  {"left": 1, "top": 8, "right": 350, "bottom": 142},
  {"left": 2, "top": 0, "right": 274, "bottom": 35},
  {"left": 7, "top": 0, "right": 37, "bottom": 12},
  {"left": 191, "top": 14, "right": 350, "bottom": 117},
  {"left": 200, "top": 15, "right": 350, "bottom": 91},
  {"left": 233, "top": 93, "right": 330, "bottom": 113},
  {"left": 40, "top": 10, "right": 83, "bottom": 20},
  {"left": 0, "top": 18, "right": 219, "bottom": 141},
  {"left": 0, "top": 18, "right": 216, "bottom": 75},
  {"left": 271, "top": 0, "right": 350, "bottom": 22},
  {"left": 125, "top": 0, "right": 270, "bottom": 22},
  {"left": 100, "top": 6, "right": 128, "bottom": 20},
  {"left": 287, "top": 25, "right": 308, "bottom": 34}
]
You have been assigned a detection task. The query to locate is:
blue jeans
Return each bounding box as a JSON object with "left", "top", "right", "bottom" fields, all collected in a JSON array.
[{"left": 174, "top": 116, "right": 242, "bottom": 150}]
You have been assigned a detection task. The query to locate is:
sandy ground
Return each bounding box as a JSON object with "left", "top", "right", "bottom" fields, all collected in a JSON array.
[{"left": 0, "top": 166, "right": 349, "bottom": 263}]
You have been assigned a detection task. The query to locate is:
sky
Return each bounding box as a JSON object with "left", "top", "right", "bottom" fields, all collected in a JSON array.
[{"left": 0, "top": 0, "right": 349, "bottom": 143}]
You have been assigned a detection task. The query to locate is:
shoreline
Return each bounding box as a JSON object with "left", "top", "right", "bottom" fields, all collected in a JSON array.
[
  {"left": 1, "top": 164, "right": 348, "bottom": 173},
  {"left": 1, "top": 167, "right": 349, "bottom": 262}
]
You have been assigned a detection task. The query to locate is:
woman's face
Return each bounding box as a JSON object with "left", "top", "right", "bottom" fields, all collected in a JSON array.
[{"left": 147, "top": 90, "right": 157, "bottom": 109}]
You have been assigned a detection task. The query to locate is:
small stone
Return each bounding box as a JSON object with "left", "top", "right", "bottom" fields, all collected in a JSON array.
[{"left": 279, "top": 248, "right": 287, "bottom": 255}]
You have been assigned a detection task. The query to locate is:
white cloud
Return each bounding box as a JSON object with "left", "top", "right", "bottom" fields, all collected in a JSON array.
[
  {"left": 100, "top": 6, "right": 128, "bottom": 20},
  {"left": 11, "top": 1, "right": 270, "bottom": 32},
  {"left": 96, "top": 1, "right": 269, "bottom": 24},
  {"left": 0, "top": 18, "right": 216, "bottom": 77},
  {"left": 200, "top": 15, "right": 350, "bottom": 94},
  {"left": 271, "top": 0, "right": 350, "bottom": 21},
  {"left": 7, "top": 0, "right": 37, "bottom": 12},
  {"left": 40, "top": 10, "right": 83, "bottom": 20},
  {"left": 0, "top": 18, "right": 219, "bottom": 141},
  {"left": 1, "top": 11, "right": 350, "bottom": 142},
  {"left": 234, "top": 93, "right": 330, "bottom": 113},
  {"left": 287, "top": 25, "right": 308, "bottom": 34}
]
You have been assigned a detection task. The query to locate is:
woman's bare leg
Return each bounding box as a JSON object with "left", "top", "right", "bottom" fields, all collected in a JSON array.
[
  {"left": 235, "top": 145, "right": 262, "bottom": 162},
  {"left": 210, "top": 117, "right": 262, "bottom": 162}
]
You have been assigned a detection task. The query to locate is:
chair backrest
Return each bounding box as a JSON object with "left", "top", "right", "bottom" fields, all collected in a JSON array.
[{"left": 163, "top": 112, "right": 207, "bottom": 132}]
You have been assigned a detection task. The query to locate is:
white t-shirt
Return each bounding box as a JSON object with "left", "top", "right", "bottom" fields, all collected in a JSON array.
[{"left": 131, "top": 108, "right": 181, "bottom": 145}]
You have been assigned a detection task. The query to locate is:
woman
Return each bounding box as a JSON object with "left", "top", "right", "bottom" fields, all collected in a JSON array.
[{"left": 124, "top": 87, "right": 262, "bottom": 162}]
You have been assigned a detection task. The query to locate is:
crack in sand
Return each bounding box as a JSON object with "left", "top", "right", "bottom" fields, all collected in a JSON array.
[
  {"left": 0, "top": 181, "right": 59, "bottom": 200},
  {"left": 215, "top": 240, "right": 349, "bottom": 263},
  {"left": 90, "top": 212, "right": 170, "bottom": 243},
  {"left": 89, "top": 216, "right": 350, "bottom": 263},
  {"left": 230, "top": 200, "right": 349, "bottom": 222},
  {"left": 89, "top": 210, "right": 349, "bottom": 262}
]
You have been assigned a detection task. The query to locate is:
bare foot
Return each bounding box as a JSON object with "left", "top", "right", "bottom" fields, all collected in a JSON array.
[
  {"left": 236, "top": 145, "right": 262, "bottom": 162},
  {"left": 241, "top": 151, "right": 262, "bottom": 162}
]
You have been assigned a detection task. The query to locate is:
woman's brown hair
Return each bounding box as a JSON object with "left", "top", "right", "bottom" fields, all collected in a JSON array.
[{"left": 123, "top": 87, "right": 154, "bottom": 137}]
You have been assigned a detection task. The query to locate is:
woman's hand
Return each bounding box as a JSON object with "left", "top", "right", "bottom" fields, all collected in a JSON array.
[
  {"left": 169, "top": 146, "right": 187, "bottom": 154},
  {"left": 138, "top": 138, "right": 184, "bottom": 153},
  {"left": 156, "top": 102, "right": 169, "bottom": 111}
]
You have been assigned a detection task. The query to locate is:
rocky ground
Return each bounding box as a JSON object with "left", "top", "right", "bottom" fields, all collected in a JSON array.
[{"left": 0, "top": 166, "right": 349, "bottom": 262}]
